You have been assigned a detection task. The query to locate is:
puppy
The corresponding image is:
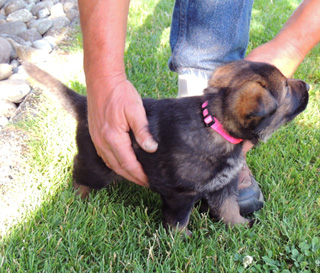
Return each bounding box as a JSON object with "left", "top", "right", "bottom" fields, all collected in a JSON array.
[{"left": 24, "top": 60, "right": 309, "bottom": 234}]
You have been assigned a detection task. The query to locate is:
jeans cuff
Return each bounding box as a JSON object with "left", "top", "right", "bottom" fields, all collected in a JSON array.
[{"left": 178, "top": 69, "right": 211, "bottom": 97}]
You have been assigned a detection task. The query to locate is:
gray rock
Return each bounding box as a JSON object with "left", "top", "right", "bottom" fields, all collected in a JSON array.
[
  {"left": 0, "top": 21, "right": 27, "bottom": 36},
  {"left": 0, "top": 0, "right": 8, "bottom": 9},
  {"left": 6, "top": 9, "right": 33, "bottom": 23},
  {"left": 0, "top": 63, "right": 12, "bottom": 80},
  {"left": 0, "top": 116, "right": 9, "bottom": 127},
  {"left": 37, "top": 7, "right": 50, "bottom": 19},
  {"left": 0, "top": 33, "right": 31, "bottom": 46},
  {"left": 42, "top": 35, "right": 56, "bottom": 48},
  {"left": 31, "top": 1, "right": 53, "bottom": 16},
  {"left": 0, "top": 13, "right": 5, "bottom": 20},
  {"left": 66, "top": 9, "right": 78, "bottom": 22},
  {"left": 26, "top": 2, "right": 35, "bottom": 11},
  {"left": 51, "top": 16, "right": 69, "bottom": 29},
  {"left": 63, "top": 1, "right": 77, "bottom": 13},
  {"left": 9, "top": 65, "right": 28, "bottom": 80},
  {"left": 50, "top": 3, "right": 64, "bottom": 18},
  {"left": 28, "top": 18, "right": 53, "bottom": 35},
  {"left": 44, "top": 26, "right": 65, "bottom": 38},
  {"left": 0, "top": 79, "right": 31, "bottom": 103},
  {"left": 0, "top": 19, "right": 6, "bottom": 26},
  {"left": 0, "top": 37, "right": 11, "bottom": 63},
  {"left": 10, "top": 59, "right": 19, "bottom": 69},
  {"left": 4, "top": 0, "right": 26, "bottom": 15},
  {"left": 26, "top": 0, "right": 40, "bottom": 4},
  {"left": 0, "top": 99, "right": 17, "bottom": 118},
  {"left": 9, "top": 72, "right": 28, "bottom": 80},
  {"left": 32, "top": 39, "right": 52, "bottom": 52},
  {"left": 18, "top": 28, "right": 42, "bottom": 42}
]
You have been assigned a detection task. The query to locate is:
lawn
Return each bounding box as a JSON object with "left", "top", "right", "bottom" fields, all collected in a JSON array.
[{"left": 1, "top": 0, "right": 319, "bottom": 272}]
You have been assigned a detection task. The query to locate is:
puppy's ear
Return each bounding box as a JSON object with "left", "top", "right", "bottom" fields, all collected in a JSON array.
[
  {"left": 236, "top": 82, "right": 278, "bottom": 128},
  {"left": 209, "top": 62, "right": 240, "bottom": 88}
]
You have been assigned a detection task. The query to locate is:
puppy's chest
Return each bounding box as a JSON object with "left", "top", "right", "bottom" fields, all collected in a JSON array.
[
  {"left": 171, "top": 140, "right": 244, "bottom": 192},
  {"left": 196, "top": 155, "right": 245, "bottom": 192}
]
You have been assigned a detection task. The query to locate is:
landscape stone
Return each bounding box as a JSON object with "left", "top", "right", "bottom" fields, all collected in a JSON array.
[
  {"left": 26, "top": 0, "right": 40, "bottom": 4},
  {"left": 0, "top": 0, "right": 8, "bottom": 9},
  {"left": 18, "top": 28, "right": 42, "bottom": 42},
  {"left": 0, "top": 115, "right": 9, "bottom": 127},
  {"left": 0, "top": 99, "right": 17, "bottom": 118},
  {"left": 50, "top": 3, "right": 64, "bottom": 17},
  {"left": 25, "top": 2, "right": 35, "bottom": 11},
  {"left": 10, "top": 59, "right": 19, "bottom": 69},
  {"left": 51, "top": 16, "right": 69, "bottom": 29},
  {"left": 0, "top": 21, "right": 27, "bottom": 36},
  {"left": 42, "top": 35, "right": 56, "bottom": 48},
  {"left": 0, "top": 37, "right": 11, "bottom": 63},
  {"left": 4, "top": 0, "right": 26, "bottom": 15},
  {"left": 28, "top": 18, "right": 53, "bottom": 35},
  {"left": 0, "top": 0, "right": 79, "bottom": 127},
  {"left": 37, "top": 7, "right": 50, "bottom": 18},
  {"left": 65, "top": 9, "right": 77, "bottom": 22},
  {"left": 9, "top": 65, "right": 28, "bottom": 80},
  {"left": 0, "top": 79, "right": 31, "bottom": 103},
  {"left": 32, "top": 39, "right": 52, "bottom": 52},
  {"left": 1, "top": 33, "right": 31, "bottom": 46},
  {"left": 31, "top": 1, "right": 53, "bottom": 16},
  {"left": 45, "top": 26, "right": 65, "bottom": 38},
  {"left": 0, "top": 63, "right": 12, "bottom": 80},
  {"left": 63, "top": 1, "right": 77, "bottom": 13},
  {"left": 6, "top": 8, "right": 33, "bottom": 23}
]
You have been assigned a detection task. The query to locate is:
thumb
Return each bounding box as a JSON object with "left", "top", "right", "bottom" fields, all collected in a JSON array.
[
  {"left": 132, "top": 121, "right": 158, "bottom": 153},
  {"left": 126, "top": 102, "right": 158, "bottom": 153}
]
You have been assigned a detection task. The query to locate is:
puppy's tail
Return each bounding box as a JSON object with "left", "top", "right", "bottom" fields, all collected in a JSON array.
[{"left": 23, "top": 61, "right": 86, "bottom": 120}]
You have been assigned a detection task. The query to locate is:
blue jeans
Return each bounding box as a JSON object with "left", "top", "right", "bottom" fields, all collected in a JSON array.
[{"left": 169, "top": 0, "right": 254, "bottom": 79}]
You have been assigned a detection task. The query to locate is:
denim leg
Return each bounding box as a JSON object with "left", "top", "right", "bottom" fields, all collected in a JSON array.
[{"left": 169, "top": 0, "right": 254, "bottom": 79}]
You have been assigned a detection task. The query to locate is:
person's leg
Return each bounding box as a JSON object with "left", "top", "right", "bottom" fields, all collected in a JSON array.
[
  {"left": 169, "top": 0, "right": 254, "bottom": 97},
  {"left": 169, "top": 0, "right": 264, "bottom": 215}
]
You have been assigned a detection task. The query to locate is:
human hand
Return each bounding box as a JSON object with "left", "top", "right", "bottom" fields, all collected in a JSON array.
[
  {"left": 245, "top": 40, "right": 303, "bottom": 78},
  {"left": 86, "top": 74, "right": 158, "bottom": 187}
]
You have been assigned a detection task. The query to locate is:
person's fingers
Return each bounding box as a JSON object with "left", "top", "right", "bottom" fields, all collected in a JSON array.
[
  {"left": 101, "top": 130, "right": 149, "bottom": 186},
  {"left": 125, "top": 95, "right": 158, "bottom": 153},
  {"left": 87, "top": 79, "right": 153, "bottom": 187}
]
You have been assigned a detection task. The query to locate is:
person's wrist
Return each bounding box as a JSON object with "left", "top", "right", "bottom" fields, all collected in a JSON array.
[{"left": 246, "top": 38, "right": 303, "bottom": 78}]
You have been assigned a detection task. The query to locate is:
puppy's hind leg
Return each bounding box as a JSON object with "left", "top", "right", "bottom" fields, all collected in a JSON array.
[
  {"left": 73, "top": 179, "right": 91, "bottom": 199},
  {"left": 206, "top": 178, "right": 254, "bottom": 227},
  {"left": 72, "top": 152, "right": 118, "bottom": 199},
  {"left": 161, "top": 191, "right": 198, "bottom": 236}
]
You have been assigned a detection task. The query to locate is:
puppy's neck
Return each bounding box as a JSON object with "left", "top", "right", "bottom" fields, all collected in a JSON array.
[{"left": 202, "top": 101, "right": 243, "bottom": 144}]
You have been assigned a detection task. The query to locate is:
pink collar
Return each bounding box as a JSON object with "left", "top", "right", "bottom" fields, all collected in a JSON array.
[{"left": 202, "top": 101, "right": 243, "bottom": 144}]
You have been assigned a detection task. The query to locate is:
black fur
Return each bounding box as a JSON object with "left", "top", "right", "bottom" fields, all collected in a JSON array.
[{"left": 24, "top": 60, "right": 309, "bottom": 233}]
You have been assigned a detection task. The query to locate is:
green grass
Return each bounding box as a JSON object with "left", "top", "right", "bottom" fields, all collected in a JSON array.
[{"left": 1, "top": 0, "right": 320, "bottom": 272}]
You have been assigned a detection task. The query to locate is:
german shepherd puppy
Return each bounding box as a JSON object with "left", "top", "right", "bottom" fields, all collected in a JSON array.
[{"left": 24, "top": 61, "right": 309, "bottom": 234}]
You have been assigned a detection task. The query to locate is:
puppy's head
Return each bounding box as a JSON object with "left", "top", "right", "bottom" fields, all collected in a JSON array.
[{"left": 204, "top": 60, "right": 309, "bottom": 143}]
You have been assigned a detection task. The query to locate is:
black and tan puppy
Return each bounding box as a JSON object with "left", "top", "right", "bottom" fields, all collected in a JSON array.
[{"left": 24, "top": 61, "right": 309, "bottom": 233}]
